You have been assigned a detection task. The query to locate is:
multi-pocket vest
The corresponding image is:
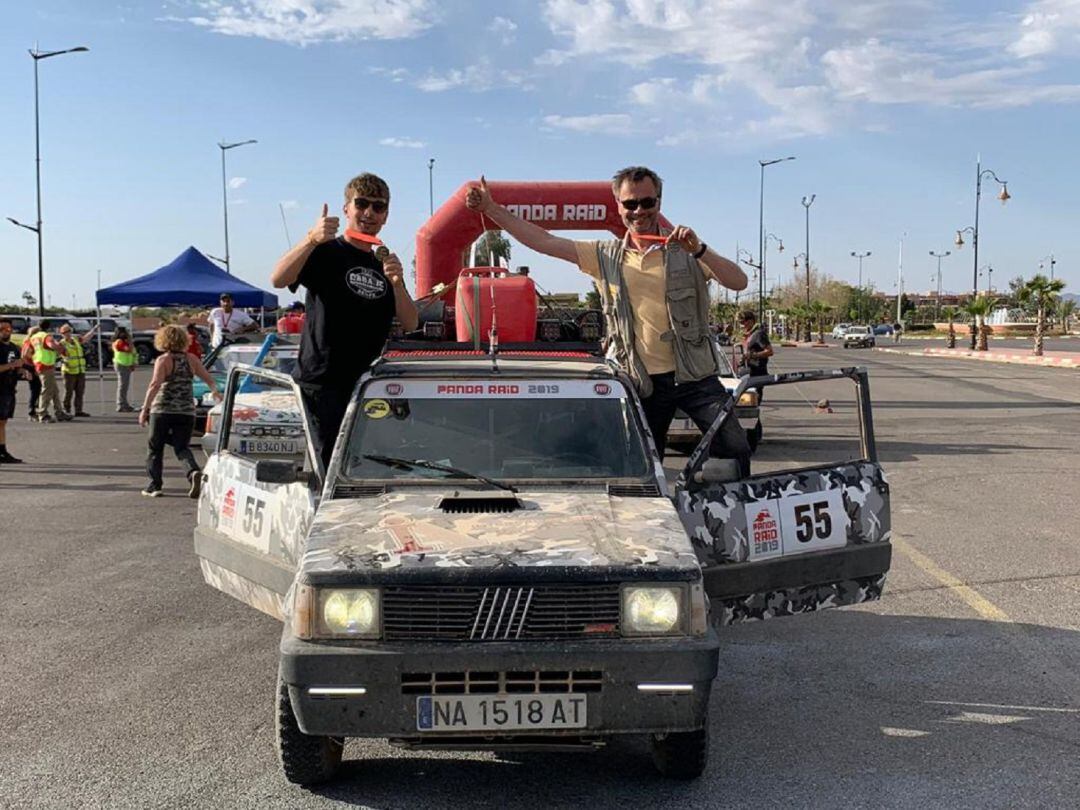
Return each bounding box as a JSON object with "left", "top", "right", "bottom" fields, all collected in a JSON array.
[{"left": 593, "top": 239, "right": 718, "bottom": 398}]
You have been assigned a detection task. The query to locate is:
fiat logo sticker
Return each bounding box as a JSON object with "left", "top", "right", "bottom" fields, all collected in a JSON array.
[
  {"left": 594, "top": 383, "right": 611, "bottom": 396},
  {"left": 386, "top": 383, "right": 403, "bottom": 396}
]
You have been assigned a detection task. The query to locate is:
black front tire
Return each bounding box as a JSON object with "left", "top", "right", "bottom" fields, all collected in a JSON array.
[
  {"left": 276, "top": 670, "right": 344, "bottom": 786},
  {"left": 651, "top": 727, "right": 709, "bottom": 779},
  {"left": 747, "top": 422, "right": 763, "bottom": 452}
]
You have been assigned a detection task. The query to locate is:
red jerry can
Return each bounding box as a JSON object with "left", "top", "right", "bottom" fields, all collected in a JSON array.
[{"left": 455, "top": 268, "right": 538, "bottom": 344}]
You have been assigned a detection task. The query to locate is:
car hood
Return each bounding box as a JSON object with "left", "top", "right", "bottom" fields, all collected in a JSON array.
[{"left": 301, "top": 490, "right": 698, "bottom": 578}]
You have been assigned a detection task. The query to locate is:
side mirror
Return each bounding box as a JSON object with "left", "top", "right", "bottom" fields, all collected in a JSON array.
[
  {"left": 693, "top": 458, "right": 742, "bottom": 485},
  {"left": 255, "top": 458, "right": 310, "bottom": 485}
]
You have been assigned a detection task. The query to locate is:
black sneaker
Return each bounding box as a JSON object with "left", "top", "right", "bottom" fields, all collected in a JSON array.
[
  {"left": 38, "top": 414, "right": 55, "bottom": 423},
  {"left": 75, "top": 411, "right": 92, "bottom": 418},
  {"left": 141, "top": 484, "right": 163, "bottom": 497},
  {"left": 188, "top": 471, "right": 203, "bottom": 499},
  {"left": 0, "top": 452, "right": 23, "bottom": 464},
  {"left": 27, "top": 411, "right": 38, "bottom": 421},
  {"left": 56, "top": 412, "right": 74, "bottom": 422}
]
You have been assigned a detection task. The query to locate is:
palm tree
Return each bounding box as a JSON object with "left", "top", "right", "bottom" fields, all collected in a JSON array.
[
  {"left": 472, "top": 229, "right": 512, "bottom": 266},
  {"left": 1058, "top": 299, "right": 1076, "bottom": 334},
  {"left": 941, "top": 305, "right": 960, "bottom": 349},
  {"left": 962, "top": 297, "right": 997, "bottom": 352},
  {"left": 1017, "top": 274, "right": 1067, "bottom": 356},
  {"left": 808, "top": 300, "right": 831, "bottom": 343}
]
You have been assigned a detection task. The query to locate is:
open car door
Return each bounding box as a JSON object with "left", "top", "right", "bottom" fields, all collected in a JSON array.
[
  {"left": 674, "top": 368, "right": 891, "bottom": 625},
  {"left": 194, "top": 365, "right": 323, "bottom": 620}
]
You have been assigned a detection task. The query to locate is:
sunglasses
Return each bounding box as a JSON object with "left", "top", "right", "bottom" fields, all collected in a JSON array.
[
  {"left": 619, "top": 196, "right": 659, "bottom": 211},
  {"left": 352, "top": 197, "right": 389, "bottom": 214}
]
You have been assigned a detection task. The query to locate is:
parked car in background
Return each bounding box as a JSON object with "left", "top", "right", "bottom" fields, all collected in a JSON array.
[
  {"left": 195, "top": 334, "right": 299, "bottom": 434},
  {"left": 872, "top": 324, "right": 895, "bottom": 336},
  {"left": 843, "top": 325, "right": 876, "bottom": 348},
  {"left": 831, "top": 323, "right": 851, "bottom": 339}
]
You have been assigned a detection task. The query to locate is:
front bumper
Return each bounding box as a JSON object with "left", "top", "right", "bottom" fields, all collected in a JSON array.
[{"left": 281, "top": 632, "right": 719, "bottom": 738}]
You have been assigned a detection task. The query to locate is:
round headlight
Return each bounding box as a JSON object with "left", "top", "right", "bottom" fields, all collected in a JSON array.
[
  {"left": 624, "top": 587, "right": 681, "bottom": 635},
  {"left": 322, "top": 589, "right": 378, "bottom": 636}
]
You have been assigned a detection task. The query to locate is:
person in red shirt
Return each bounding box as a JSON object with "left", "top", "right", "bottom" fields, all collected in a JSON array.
[
  {"left": 276, "top": 302, "right": 305, "bottom": 334},
  {"left": 185, "top": 324, "right": 204, "bottom": 360}
]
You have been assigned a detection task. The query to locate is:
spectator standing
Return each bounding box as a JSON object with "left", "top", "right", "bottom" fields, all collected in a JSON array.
[
  {"left": 27, "top": 319, "right": 70, "bottom": 423},
  {"left": 0, "top": 319, "right": 28, "bottom": 462},
  {"left": 112, "top": 327, "right": 137, "bottom": 412},
  {"left": 276, "top": 302, "right": 305, "bottom": 334},
  {"left": 59, "top": 323, "right": 97, "bottom": 417},
  {"left": 21, "top": 326, "right": 42, "bottom": 421},
  {"left": 208, "top": 293, "right": 258, "bottom": 348},
  {"left": 893, "top": 322, "right": 903, "bottom": 344},
  {"left": 185, "top": 324, "right": 204, "bottom": 361},
  {"left": 138, "top": 325, "right": 222, "bottom": 497}
]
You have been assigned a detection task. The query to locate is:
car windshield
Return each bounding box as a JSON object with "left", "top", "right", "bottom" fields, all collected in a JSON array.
[
  {"left": 209, "top": 346, "right": 297, "bottom": 377},
  {"left": 342, "top": 378, "right": 652, "bottom": 482},
  {"left": 849, "top": 326, "right": 871, "bottom": 334}
]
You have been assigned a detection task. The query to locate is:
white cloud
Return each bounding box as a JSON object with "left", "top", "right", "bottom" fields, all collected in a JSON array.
[
  {"left": 488, "top": 15, "right": 518, "bottom": 45},
  {"left": 181, "top": 0, "right": 437, "bottom": 45},
  {"left": 415, "top": 59, "right": 529, "bottom": 92},
  {"left": 228, "top": 177, "right": 248, "bottom": 189},
  {"left": 542, "top": 113, "right": 631, "bottom": 134},
  {"left": 379, "top": 136, "right": 426, "bottom": 148},
  {"left": 368, "top": 66, "right": 410, "bottom": 82},
  {"left": 540, "top": 0, "right": 1080, "bottom": 144}
]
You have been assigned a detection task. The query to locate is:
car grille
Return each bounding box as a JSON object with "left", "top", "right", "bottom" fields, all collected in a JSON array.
[
  {"left": 401, "top": 670, "right": 604, "bottom": 695},
  {"left": 382, "top": 584, "right": 621, "bottom": 641}
]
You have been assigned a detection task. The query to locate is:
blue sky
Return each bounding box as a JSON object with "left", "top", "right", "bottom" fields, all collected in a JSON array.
[{"left": 2, "top": 0, "right": 1078, "bottom": 310}]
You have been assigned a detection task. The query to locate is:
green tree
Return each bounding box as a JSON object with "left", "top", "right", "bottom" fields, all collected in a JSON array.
[
  {"left": 472, "top": 230, "right": 511, "bottom": 267},
  {"left": 941, "top": 305, "right": 960, "bottom": 349},
  {"left": 808, "top": 300, "right": 832, "bottom": 342},
  {"left": 1058, "top": 299, "right": 1076, "bottom": 333},
  {"left": 21, "top": 291, "right": 36, "bottom": 308},
  {"left": 584, "top": 288, "right": 601, "bottom": 310},
  {"left": 962, "top": 297, "right": 997, "bottom": 351},
  {"left": 1016, "top": 274, "right": 1066, "bottom": 356}
]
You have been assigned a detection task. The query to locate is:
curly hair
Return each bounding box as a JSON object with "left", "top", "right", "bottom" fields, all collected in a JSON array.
[
  {"left": 344, "top": 172, "right": 390, "bottom": 202},
  {"left": 153, "top": 324, "right": 190, "bottom": 353}
]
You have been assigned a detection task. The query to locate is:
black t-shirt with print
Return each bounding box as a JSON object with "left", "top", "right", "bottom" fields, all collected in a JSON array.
[
  {"left": 289, "top": 238, "right": 396, "bottom": 389},
  {"left": 0, "top": 340, "right": 22, "bottom": 392},
  {"left": 742, "top": 326, "right": 772, "bottom": 375}
]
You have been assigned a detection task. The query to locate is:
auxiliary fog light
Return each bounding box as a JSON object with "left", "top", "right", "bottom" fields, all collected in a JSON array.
[
  {"left": 320, "top": 589, "right": 380, "bottom": 638},
  {"left": 623, "top": 586, "right": 683, "bottom": 636}
]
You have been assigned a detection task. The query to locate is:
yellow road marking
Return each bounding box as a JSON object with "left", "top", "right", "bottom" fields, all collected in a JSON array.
[{"left": 892, "top": 537, "right": 1011, "bottom": 622}]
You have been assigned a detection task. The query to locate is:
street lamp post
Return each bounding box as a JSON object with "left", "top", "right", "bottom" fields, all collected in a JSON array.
[
  {"left": 850, "top": 250, "right": 871, "bottom": 323},
  {"left": 801, "top": 195, "right": 815, "bottom": 341},
  {"left": 428, "top": 158, "right": 435, "bottom": 216},
  {"left": 954, "top": 157, "right": 1009, "bottom": 349},
  {"left": 757, "top": 156, "right": 795, "bottom": 323},
  {"left": 218, "top": 139, "right": 257, "bottom": 274},
  {"left": 929, "top": 250, "right": 950, "bottom": 322},
  {"left": 1038, "top": 254, "right": 1056, "bottom": 281},
  {"left": 5, "top": 45, "right": 89, "bottom": 316}
]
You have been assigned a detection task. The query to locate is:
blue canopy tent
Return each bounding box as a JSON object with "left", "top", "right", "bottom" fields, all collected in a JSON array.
[{"left": 96, "top": 246, "right": 278, "bottom": 308}]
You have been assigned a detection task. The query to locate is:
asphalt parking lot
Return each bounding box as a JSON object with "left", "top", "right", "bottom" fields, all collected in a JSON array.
[{"left": 1, "top": 349, "right": 1078, "bottom": 809}]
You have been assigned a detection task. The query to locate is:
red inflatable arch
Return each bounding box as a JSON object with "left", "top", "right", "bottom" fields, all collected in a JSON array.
[{"left": 414, "top": 180, "right": 672, "bottom": 297}]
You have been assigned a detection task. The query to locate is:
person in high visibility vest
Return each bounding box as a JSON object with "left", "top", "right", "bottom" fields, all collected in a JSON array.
[
  {"left": 28, "top": 319, "right": 71, "bottom": 423},
  {"left": 59, "top": 323, "right": 98, "bottom": 417},
  {"left": 21, "top": 327, "right": 43, "bottom": 421},
  {"left": 112, "top": 326, "right": 138, "bottom": 412}
]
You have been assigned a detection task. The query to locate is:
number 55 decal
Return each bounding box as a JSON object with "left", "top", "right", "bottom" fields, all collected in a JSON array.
[
  {"left": 782, "top": 490, "right": 845, "bottom": 554},
  {"left": 793, "top": 501, "right": 833, "bottom": 543}
]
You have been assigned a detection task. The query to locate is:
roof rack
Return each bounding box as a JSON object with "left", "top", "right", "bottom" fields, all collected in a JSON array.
[{"left": 382, "top": 340, "right": 604, "bottom": 359}]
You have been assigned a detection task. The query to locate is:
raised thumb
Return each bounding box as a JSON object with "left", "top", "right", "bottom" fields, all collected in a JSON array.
[{"left": 321, "top": 202, "right": 329, "bottom": 217}]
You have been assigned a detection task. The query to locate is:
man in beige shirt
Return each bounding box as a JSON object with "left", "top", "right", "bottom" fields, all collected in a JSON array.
[{"left": 467, "top": 166, "right": 751, "bottom": 468}]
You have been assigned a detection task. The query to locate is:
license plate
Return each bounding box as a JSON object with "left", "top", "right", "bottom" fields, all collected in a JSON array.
[
  {"left": 239, "top": 439, "right": 298, "bottom": 454},
  {"left": 416, "top": 694, "right": 587, "bottom": 732}
]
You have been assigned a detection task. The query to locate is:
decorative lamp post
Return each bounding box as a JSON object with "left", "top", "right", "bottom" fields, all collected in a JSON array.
[
  {"left": 218, "top": 139, "right": 257, "bottom": 274},
  {"left": 6, "top": 44, "right": 89, "bottom": 316},
  {"left": 801, "top": 195, "right": 816, "bottom": 341},
  {"left": 954, "top": 157, "right": 1009, "bottom": 348},
  {"left": 850, "top": 250, "right": 871, "bottom": 323},
  {"left": 929, "top": 250, "right": 950, "bottom": 322},
  {"left": 757, "top": 156, "right": 796, "bottom": 323},
  {"left": 428, "top": 157, "right": 435, "bottom": 216}
]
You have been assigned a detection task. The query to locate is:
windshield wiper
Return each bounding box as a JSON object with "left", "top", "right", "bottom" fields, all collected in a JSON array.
[{"left": 362, "top": 454, "right": 518, "bottom": 493}]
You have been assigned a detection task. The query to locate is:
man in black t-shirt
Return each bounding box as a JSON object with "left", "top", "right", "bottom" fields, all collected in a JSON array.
[
  {"left": 271, "top": 173, "right": 418, "bottom": 468},
  {"left": 0, "top": 319, "right": 29, "bottom": 463},
  {"left": 738, "top": 309, "right": 774, "bottom": 383}
]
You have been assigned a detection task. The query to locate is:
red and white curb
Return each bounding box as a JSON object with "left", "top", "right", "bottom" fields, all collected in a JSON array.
[{"left": 874, "top": 346, "right": 1079, "bottom": 369}]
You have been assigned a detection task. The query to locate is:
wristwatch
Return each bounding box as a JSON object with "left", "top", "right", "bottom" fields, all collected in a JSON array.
[{"left": 692, "top": 242, "right": 708, "bottom": 259}]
